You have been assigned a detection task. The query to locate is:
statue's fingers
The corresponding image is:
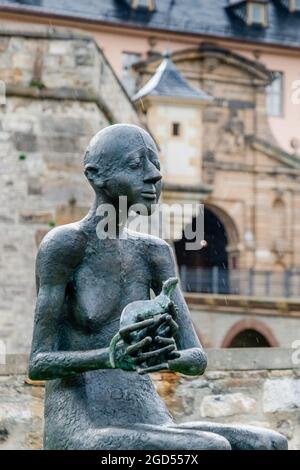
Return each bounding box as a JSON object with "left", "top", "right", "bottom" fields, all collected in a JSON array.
[
  {"left": 168, "top": 351, "right": 181, "bottom": 360},
  {"left": 168, "top": 302, "right": 179, "bottom": 320},
  {"left": 166, "top": 318, "right": 179, "bottom": 336},
  {"left": 134, "top": 314, "right": 171, "bottom": 341},
  {"left": 157, "top": 325, "right": 171, "bottom": 337},
  {"left": 153, "top": 336, "right": 175, "bottom": 346},
  {"left": 134, "top": 344, "right": 175, "bottom": 365},
  {"left": 138, "top": 363, "right": 169, "bottom": 375},
  {"left": 119, "top": 318, "right": 156, "bottom": 340},
  {"left": 143, "top": 313, "right": 171, "bottom": 333},
  {"left": 157, "top": 319, "right": 178, "bottom": 338},
  {"left": 126, "top": 336, "right": 152, "bottom": 356}
]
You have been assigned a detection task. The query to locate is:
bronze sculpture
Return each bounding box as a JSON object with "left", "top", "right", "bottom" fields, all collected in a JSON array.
[{"left": 29, "top": 124, "right": 287, "bottom": 450}]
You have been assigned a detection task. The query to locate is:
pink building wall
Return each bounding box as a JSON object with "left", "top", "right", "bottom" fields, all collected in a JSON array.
[{"left": 94, "top": 29, "right": 300, "bottom": 154}]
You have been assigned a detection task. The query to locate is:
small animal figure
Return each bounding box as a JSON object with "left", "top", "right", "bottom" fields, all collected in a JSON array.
[{"left": 109, "top": 277, "right": 178, "bottom": 368}]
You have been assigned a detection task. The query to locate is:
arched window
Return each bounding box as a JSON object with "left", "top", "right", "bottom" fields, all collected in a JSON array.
[
  {"left": 222, "top": 319, "right": 279, "bottom": 348},
  {"left": 227, "top": 329, "right": 270, "bottom": 348},
  {"left": 174, "top": 208, "right": 229, "bottom": 294}
]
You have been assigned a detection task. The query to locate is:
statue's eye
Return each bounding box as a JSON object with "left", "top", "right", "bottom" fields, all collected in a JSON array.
[
  {"left": 153, "top": 161, "right": 161, "bottom": 171},
  {"left": 129, "top": 158, "right": 142, "bottom": 169}
]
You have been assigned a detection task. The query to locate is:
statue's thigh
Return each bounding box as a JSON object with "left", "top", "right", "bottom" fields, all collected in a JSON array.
[
  {"left": 68, "top": 424, "right": 231, "bottom": 450},
  {"left": 174, "top": 422, "right": 288, "bottom": 450}
]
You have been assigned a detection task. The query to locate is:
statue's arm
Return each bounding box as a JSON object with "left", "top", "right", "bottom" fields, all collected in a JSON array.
[
  {"left": 150, "top": 240, "right": 207, "bottom": 376},
  {"left": 28, "top": 225, "right": 112, "bottom": 381}
]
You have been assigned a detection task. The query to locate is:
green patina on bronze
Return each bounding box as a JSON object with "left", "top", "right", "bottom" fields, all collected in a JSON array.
[
  {"left": 28, "top": 124, "right": 287, "bottom": 450},
  {"left": 109, "top": 277, "right": 178, "bottom": 369}
]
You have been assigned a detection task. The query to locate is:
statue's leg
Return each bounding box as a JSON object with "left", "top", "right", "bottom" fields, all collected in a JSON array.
[
  {"left": 173, "top": 422, "right": 288, "bottom": 450},
  {"left": 67, "top": 424, "right": 231, "bottom": 450}
]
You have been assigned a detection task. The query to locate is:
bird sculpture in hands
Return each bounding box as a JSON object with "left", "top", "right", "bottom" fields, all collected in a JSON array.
[{"left": 109, "top": 277, "right": 179, "bottom": 371}]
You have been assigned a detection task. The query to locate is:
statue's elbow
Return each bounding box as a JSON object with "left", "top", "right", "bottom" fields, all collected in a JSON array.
[
  {"left": 190, "top": 348, "right": 207, "bottom": 376},
  {"left": 198, "top": 349, "right": 208, "bottom": 375},
  {"left": 28, "top": 353, "right": 44, "bottom": 381}
]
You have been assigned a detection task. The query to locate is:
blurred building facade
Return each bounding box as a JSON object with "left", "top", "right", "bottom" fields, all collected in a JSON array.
[{"left": 0, "top": 1, "right": 300, "bottom": 349}]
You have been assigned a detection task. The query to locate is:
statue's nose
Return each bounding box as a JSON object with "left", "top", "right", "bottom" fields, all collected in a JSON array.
[{"left": 143, "top": 162, "right": 162, "bottom": 184}]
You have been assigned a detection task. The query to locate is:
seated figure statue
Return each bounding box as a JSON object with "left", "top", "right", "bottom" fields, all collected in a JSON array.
[{"left": 29, "top": 124, "right": 287, "bottom": 450}]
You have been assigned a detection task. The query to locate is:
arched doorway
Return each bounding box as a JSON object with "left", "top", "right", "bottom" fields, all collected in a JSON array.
[
  {"left": 228, "top": 329, "right": 271, "bottom": 347},
  {"left": 221, "top": 319, "right": 279, "bottom": 348},
  {"left": 174, "top": 206, "right": 237, "bottom": 294}
]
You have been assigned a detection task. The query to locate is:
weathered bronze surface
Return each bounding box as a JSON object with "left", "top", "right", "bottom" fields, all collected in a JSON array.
[{"left": 29, "top": 124, "right": 287, "bottom": 450}]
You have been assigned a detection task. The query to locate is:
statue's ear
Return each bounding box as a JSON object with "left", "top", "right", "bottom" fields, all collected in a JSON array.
[{"left": 84, "top": 164, "right": 100, "bottom": 183}]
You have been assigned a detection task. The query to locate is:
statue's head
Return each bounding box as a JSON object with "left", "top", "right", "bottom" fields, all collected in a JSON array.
[{"left": 84, "top": 124, "right": 162, "bottom": 211}]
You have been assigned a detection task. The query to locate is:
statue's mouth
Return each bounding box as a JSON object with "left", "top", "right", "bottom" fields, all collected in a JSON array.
[{"left": 141, "top": 190, "right": 157, "bottom": 200}]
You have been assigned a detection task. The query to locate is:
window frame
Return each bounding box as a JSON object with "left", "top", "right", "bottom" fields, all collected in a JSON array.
[
  {"left": 247, "top": 1, "right": 268, "bottom": 26},
  {"left": 171, "top": 122, "right": 181, "bottom": 137},
  {"left": 289, "top": 0, "right": 300, "bottom": 12},
  {"left": 266, "top": 71, "right": 284, "bottom": 119}
]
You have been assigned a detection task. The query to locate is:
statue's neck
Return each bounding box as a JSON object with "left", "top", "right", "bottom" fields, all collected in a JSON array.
[{"left": 83, "top": 192, "right": 128, "bottom": 238}]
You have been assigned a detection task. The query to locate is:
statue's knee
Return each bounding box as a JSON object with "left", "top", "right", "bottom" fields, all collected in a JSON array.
[
  {"left": 263, "top": 430, "right": 288, "bottom": 450},
  {"left": 210, "top": 434, "right": 232, "bottom": 450},
  {"left": 197, "top": 432, "right": 231, "bottom": 450},
  {"left": 230, "top": 427, "right": 288, "bottom": 451}
]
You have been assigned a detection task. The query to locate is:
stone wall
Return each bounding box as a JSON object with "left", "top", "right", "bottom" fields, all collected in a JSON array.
[
  {"left": 1, "top": 349, "right": 299, "bottom": 450},
  {"left": 0, "top": 31, "right": 141, "bottom": 354}
]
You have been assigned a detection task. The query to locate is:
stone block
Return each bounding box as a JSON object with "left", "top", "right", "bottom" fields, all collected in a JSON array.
[
  {"left": 200, "top": 392, "right": 257, "bottom": 418},
  {"left": 0, "top": 37, "right": 9, "bottom": 53},
  {"left": 0, "top": 131, "right": 11, "bottom": 142},
  {"left": 12, "top": 54, "right": 33, "bottom": 69},
  {"left": 39, "top": 116, "right": 86, "bottom": 136},
  {"left": 12, "top": 132, "right": 37, "bottom": 152},
  {"left": 49, "top": 41, "right": 69, "bottom": 55},
  {"left": 204, "top": 371, "right": 228, "bottom": 380},
  {"left": 19, "top": 212, "right": 53, "bottom": 225},
  {"left": 27, "top": 177, "right": 42, "bottom": 196},
  {"left": 55, "top": 205, "right": 89, "bottom": 225},
  {"left": 38, "top": 135, "right": 79, "bottom": 153},
  {"left": 35, "top": 229, "right": 49, "bottom": 247},
  {"left": 263, "top": 378, "right": 300, "bottom": 413},
  {"left": 75, "top": 47, "right": 95, "bottom": 66},
  {"left": 3, "top": 118, "right": 33, "bottom": 134}
]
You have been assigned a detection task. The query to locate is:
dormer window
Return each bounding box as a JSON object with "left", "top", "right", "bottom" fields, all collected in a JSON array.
[
  {"left": 226, "top": 0, "right": 268, "bottom": 27},
  {"left": 247, "top": 1, "right": 268, "bottom": 26},
  {"left": 131, "top": 0, "right": 156, "bottom": 11},
  {"left": 289, "top": 0, "right": 300, "bottom": 12}
]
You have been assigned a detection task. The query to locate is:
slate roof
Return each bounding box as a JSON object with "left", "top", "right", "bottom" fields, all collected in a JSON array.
[
  {"left": 0, "top": 1, "right": 300, "bottom": 49},
  {"left": 132, "top": 56, "right": 212, "bottom": 102}
]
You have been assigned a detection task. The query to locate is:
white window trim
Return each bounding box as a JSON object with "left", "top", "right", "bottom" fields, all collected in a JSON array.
[{"left": 247, "top": 2, "right": 268, "bottom": 26}]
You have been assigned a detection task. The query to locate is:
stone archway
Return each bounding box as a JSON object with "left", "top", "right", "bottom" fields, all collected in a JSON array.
[
  {"left": 221, "top": 319, "right": 279, "bottom": 348},
  {"left": 174, "top": 203, "right": 239, "bottom": 294}
]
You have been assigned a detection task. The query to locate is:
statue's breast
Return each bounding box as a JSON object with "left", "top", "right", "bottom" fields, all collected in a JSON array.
[{"left": 67, "top": 239, "right": 152, "bottom": 334}]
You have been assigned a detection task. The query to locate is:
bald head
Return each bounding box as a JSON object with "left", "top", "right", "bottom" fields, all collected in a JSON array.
[
  {"left": 84, "top": 124, "right": 158, "bottom": 179},
  {"left": 83, "top": 124, "right": 162, "bottom": 205}
]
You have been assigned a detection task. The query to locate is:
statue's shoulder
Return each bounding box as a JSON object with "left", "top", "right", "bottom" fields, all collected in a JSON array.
[
  {"left": 36, "top": 223, "right": 87, "bottom": 274},
  {"left": 125, "top": 229, "right": 171, "bottom": 252}
]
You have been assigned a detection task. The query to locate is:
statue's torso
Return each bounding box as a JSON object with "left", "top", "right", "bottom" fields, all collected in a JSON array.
[
  {"left": 68, "top": 237, "right": 152, "bottom": 339},
  {"left": 45, "top": 233, "right": 172, "bottom": 433}
]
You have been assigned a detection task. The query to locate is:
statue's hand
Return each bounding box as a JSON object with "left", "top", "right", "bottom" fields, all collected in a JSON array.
[
  {"left": 112, "top": 312, "right": 180, "bottom": 373},
  {"left": 113, "top": 334, "right": 153, "bottom": 372},
  {"left": 132, "top": 311, "right": 180, "bottom": 374}
]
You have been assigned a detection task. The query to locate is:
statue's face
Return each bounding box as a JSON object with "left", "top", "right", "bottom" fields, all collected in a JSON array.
[
  {"left": 103, "top": 144, "right": 162, "bottom": 211},
  {"left": 85, "top": 125, "right": 162, "bottom": 214}
]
